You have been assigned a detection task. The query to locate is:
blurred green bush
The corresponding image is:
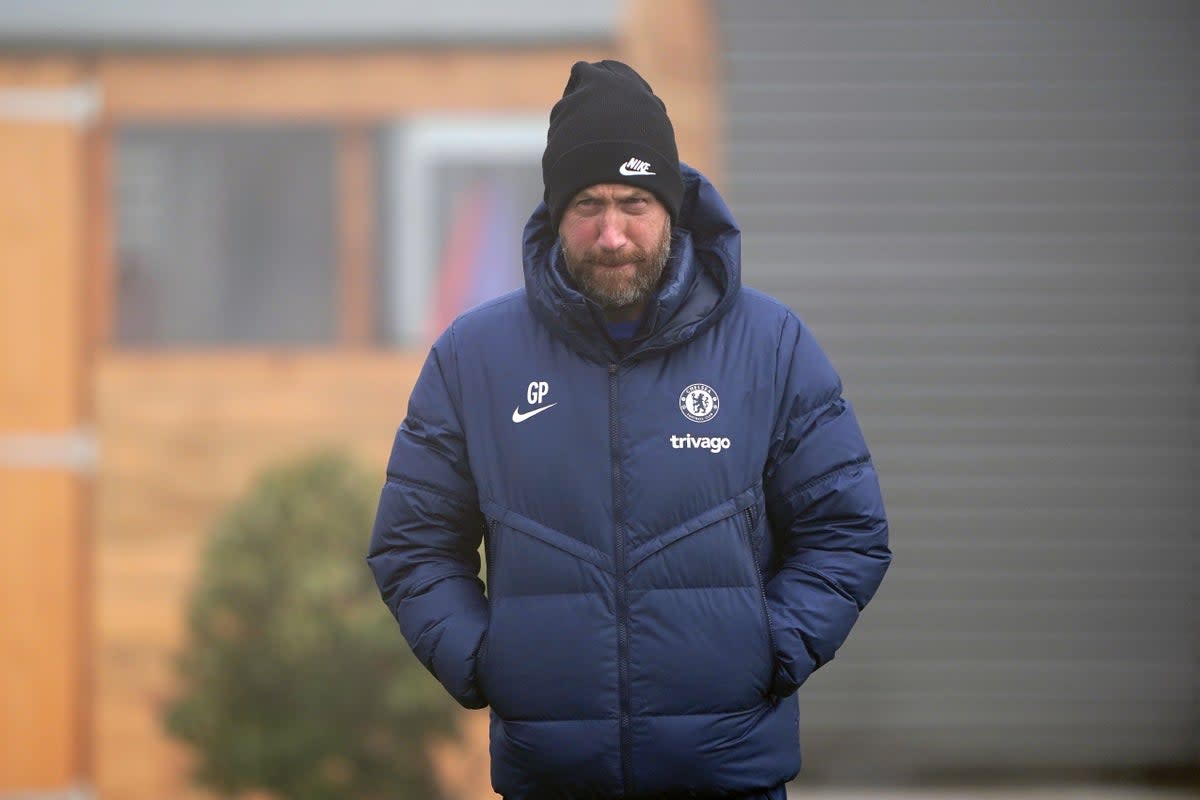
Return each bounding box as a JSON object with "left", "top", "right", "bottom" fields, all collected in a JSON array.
[{"left": 165, "top": 451, "right": 455, "bottom": 800}]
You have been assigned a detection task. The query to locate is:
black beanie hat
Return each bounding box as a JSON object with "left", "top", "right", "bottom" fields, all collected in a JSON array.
[{"left": 542, "top": 60, "right": 683, "bottom": 231}]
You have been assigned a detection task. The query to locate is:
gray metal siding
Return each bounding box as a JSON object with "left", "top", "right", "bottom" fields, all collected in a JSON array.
[{"left": 716, "top": 0, "right": 1199, "bottom": 779}]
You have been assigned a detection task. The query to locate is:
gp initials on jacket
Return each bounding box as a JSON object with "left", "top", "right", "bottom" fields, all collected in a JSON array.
[{"left": 512, "top": 380, "right": 557, "bottom": 424}]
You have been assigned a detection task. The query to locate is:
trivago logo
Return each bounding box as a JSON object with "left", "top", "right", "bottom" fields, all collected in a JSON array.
[{"left": 670, "top": 433, "right": 732, "bottom": 454}]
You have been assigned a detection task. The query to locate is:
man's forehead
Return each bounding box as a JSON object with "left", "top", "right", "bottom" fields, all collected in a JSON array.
[{"left": 572, "top": 183, "right": 656, "bottom": 201}]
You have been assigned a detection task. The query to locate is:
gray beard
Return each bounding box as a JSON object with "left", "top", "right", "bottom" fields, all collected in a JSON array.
[{"left": 560, "top": 227, "right": 672, "bottom": 312}]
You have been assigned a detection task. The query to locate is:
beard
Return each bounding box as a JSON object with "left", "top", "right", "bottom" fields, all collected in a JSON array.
[{"left": 560, "top": 222, "right": 672, "bottom": 312}]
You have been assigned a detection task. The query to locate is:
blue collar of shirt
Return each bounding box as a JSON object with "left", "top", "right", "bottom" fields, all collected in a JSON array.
[{"left": 606, "top": 319, "right": 642, "bottom": 342}]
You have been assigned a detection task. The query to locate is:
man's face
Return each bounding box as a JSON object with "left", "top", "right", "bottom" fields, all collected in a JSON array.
[{"left": 558, "top": 184, "right": 671, "bottom": 317}]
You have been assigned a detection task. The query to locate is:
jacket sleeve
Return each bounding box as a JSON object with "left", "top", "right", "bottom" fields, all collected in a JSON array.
[
  {"left": 367, "top": 327, "right": 489, "bottom": 709},
  {"left": 762, "top": 313, "right": 892, "bottom": 698}
]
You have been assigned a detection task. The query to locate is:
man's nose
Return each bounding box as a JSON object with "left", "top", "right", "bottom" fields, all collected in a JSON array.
[{"left": 595, "top": 210, "right": 629, "bottom": 250}]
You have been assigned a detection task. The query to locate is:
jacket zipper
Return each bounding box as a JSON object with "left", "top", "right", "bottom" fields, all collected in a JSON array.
[
  {"left": 743, "top": 504, "right": 778, "bottom": 685},
  {"left": 608, "top": 362, "right": 633, "bottom": 795}
]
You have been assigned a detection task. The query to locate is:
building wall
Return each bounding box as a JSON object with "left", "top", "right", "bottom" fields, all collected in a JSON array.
[
  {"left": 93, "top": 352, "right": 425, "bottom": 799},
  {"left": 0, "top": 62, "right": 92, "bottom": 795},
  {"left": 1, "top": 2, "right": 721, "bottom": 797},
  {"left": 715, "top": 0, "right": 1200, "bottom": 780}
]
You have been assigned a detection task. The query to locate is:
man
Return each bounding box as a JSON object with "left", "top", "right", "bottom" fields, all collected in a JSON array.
[{"left": 368, "top": 60, "right": 891, "bottom": 799}]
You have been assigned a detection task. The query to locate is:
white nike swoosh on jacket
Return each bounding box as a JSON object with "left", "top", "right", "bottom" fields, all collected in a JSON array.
[{"left": 511, "top": 403, "right": 557, "bottom": 423}]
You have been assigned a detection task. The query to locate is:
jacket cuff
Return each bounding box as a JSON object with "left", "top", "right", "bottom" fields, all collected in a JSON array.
[
  {"left": 770, "top": 648, "right": 816, "bottom": 698},
  {"left": 429, "top": 610, "right": 489, "bottom": 709}
]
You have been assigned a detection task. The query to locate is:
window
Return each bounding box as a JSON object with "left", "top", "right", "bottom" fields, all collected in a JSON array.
[
  {"left": 115, "top": 125, "right": 337, "bottom": 345},
  {"left": 381, "top": 117, "right": 545, "bottom": 345}
]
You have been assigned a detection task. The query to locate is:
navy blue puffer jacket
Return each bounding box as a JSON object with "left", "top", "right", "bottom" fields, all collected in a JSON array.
[{"left": 368, "top": 165, "right": 891, "bottom": 799}]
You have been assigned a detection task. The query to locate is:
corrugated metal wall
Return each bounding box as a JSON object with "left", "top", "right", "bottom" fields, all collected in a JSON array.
[{"left": 715, "top": 0, "right": 1199, "bottom": 780}]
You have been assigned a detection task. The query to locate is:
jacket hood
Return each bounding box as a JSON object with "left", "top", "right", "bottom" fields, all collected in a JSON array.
[{"left": 522, "top": 163, "right": 741, "bottom": 363}]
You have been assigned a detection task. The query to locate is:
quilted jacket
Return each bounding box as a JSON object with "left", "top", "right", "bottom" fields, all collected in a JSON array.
[{"left": 368, "top": 165, "right": 891, "bottom": 799}]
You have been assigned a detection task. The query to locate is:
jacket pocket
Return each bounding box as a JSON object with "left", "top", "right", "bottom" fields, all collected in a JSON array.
[
  {"left": 473, "top": 507, "right": 615, "bottom": 721},
  {"left": 483, "top": 517, "right": 501, "bottom": 594},
  {"left": 740, "top": 501, "right": 779, "bottom": 697},
  {"left": 625, "top": 486, "right": 776, "bottom": 714},
  {"left": 473, "top": 626, "right": 491, "bottom": 703},
  {"left": 476, "top": 517, "right": 499, "bottom": 696}
]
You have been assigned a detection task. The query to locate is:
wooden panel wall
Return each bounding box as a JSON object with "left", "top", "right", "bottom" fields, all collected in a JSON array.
[
  {"left": 0, "top": 472, "right": 86, "bottom": 790},
  {"left": 620, "top": 0, "right": 722, "bottom": 182},
  {"left": 93, "top": 352, "right": 425, "bottom": 800},
  {"left": 87, "top": 37, "right": 718, "bottom": 177},
  {"left": 0, "top": 121, "right": 87, "bottom": 428},
  {"left": 0, "top": 3, "right": 722, "bottom": 797},
  {"left": 96, "top": 47, "right": 609, "bottom": 121},
  {"left": 0, "top": 86, "right": 90, "bottom": 791}
]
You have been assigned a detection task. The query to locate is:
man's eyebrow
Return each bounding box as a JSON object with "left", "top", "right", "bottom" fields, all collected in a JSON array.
[{"left": 573, "top": 188, "right": 651, "bottom": 204}]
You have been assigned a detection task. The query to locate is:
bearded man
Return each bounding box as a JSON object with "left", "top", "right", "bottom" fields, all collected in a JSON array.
[{"left": 368, "top": 59, "right": 892, "bottom": 800}]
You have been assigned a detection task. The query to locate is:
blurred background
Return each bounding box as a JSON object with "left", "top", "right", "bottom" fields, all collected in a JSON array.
[{"left": 0, "top": 1, "right": 1196, "bottom": 798}]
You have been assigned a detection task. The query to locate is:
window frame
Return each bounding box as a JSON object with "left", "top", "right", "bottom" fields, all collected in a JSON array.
[{"left": 384, "top": 115, "right": 545, "bottom": 345}]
